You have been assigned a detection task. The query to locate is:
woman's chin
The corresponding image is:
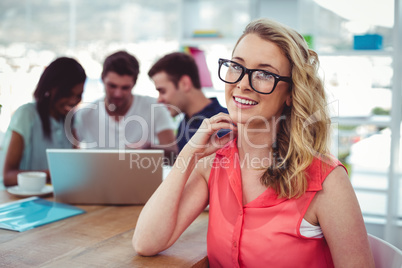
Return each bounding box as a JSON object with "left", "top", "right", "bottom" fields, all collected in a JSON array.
[
  {"left": 57, "top": 106, "right": 75, "bottom": 117},
  {"left": 227, "top": 112, "right": 247, "bottom": 126}
]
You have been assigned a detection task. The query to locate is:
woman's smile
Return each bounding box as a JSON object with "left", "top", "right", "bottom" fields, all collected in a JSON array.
[{"left": 233, "top": 96, "right": 258, "bottom": 108}]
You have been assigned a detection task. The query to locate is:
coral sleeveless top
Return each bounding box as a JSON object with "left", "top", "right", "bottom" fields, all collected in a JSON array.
[{"left": 207, "top": 139, "right": 344, "bottom": 267}]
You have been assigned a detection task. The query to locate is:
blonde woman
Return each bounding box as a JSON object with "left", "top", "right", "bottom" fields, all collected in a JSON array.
[{"left": 133, "top": 18, "right": 374, "bottom": 267}]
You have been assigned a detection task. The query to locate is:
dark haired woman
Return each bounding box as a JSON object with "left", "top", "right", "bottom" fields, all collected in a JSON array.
[{"left": 3, "top": 57, "right": 86, "bottom": 186}]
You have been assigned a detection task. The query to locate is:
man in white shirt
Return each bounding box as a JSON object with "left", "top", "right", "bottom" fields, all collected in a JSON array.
[{"left": 74, "top": 51, "right": 177, "bottom": 162}]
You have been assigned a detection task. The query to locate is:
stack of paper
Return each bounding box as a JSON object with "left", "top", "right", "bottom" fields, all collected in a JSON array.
[{"left": 192, "top": 30, "right": 221, "bottom": 38}]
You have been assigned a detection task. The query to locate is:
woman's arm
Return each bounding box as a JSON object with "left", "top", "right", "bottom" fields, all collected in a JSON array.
[
  {"left": 132, "top": 113, "right": 237, "bottom": 256},
  {"left": 133, "top": 149, "right": 210, "bottom": 256},
  {"left": 314, "top": 166, "right": 375, "bottom": 268},
  {"left": 3, "top": 131, "right": 51, "bottom": 186},
  {"left": 3, "top": 131, "right": 25, "bottom": 186}
]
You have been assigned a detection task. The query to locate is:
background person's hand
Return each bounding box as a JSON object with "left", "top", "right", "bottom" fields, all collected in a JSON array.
[{"left": 126, "top": 141, "right": 151, "bottom": 149}]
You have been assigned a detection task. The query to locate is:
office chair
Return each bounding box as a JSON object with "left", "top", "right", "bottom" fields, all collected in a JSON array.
[{"left": 368, "top": 233, "right": 402, "bottom": 268}]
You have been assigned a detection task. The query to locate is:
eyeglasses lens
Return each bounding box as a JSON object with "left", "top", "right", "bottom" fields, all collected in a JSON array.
[{"left": 219, "top": 60, "right": 275, "bottom": 94}]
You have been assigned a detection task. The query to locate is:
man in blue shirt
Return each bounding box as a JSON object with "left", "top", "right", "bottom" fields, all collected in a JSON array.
[{"left": 148, "top": 52, "right": 228, "bottom": 152}]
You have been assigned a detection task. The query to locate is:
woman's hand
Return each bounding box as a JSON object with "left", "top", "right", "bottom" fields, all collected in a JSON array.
[{"left": 183, "top": 113, "right": 237, "bottom": 159}]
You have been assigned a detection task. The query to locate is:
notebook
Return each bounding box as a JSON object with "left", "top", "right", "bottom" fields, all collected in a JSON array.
[
  {"left": 46, "top": 149, "right": 164, "bottom": 205},
  {"left": 0, "top": 197, "right": 85, "bottom": 232}
]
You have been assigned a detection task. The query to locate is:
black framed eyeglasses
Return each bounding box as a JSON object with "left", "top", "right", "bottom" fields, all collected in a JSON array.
[{"left": 218, "top": 58, "right": 292, "bottom": 94}]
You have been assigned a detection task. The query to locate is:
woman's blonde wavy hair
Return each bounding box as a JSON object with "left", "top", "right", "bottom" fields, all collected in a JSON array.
[{"left": 233, "top": 18, "right": 331, "bottom": 199}]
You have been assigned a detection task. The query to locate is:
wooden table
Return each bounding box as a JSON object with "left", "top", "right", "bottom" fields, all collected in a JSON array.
[{"left": 0, "top": 190, "right": 209, "bottom": 267}]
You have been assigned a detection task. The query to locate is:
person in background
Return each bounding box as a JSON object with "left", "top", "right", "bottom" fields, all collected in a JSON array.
[
  {"left": 148, "top": 52, "right": 227, "bottom": 152},
  {"left": 133, "top": 18, "right": 375, "bottom": 267},
  {"left": 74, "top": 51, "right": 178, "bottom": 163},
  {"left": 3, "top": 57, "right": 86, "bottom": 186}
]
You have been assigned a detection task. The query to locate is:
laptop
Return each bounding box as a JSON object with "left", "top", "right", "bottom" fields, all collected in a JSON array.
[{"left": 46, "top": 149, "right": 164, "bottom": 205}]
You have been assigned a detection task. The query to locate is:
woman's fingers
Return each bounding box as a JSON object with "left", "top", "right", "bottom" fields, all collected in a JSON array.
[
  {"left": 199, "top": 114, "right": 237, "bottom": 134},
  {"left": 193, "top": 116, "right": 236, "bottom": 144},
  {"left": 185, "top": 113, "right": 237, "bottom": 158},
  {"left": 207, "top": 112, "right": 236, "bottom": 126}
]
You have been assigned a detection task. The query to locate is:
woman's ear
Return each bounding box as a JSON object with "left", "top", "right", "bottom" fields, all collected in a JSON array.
[
  {"left": 285, "top": 94, "right": 292, "bottom": 106},
  {"left": 49, "top": 87, "right": 57, "bottom": 97}
]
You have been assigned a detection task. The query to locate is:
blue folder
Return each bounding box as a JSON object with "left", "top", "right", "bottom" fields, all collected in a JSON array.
[{"left": 0, "top": 197, "right": 85, "bottom": 232}]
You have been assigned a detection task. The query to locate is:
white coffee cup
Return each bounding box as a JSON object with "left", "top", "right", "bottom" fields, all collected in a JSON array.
[{"left": 17, "top": 172, "right": 47, "bottom": 192}]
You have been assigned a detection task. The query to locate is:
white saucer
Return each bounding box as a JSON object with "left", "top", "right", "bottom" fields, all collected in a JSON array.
[{"left": 7, "top": 185, "right": 53, "bottom": 197}]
